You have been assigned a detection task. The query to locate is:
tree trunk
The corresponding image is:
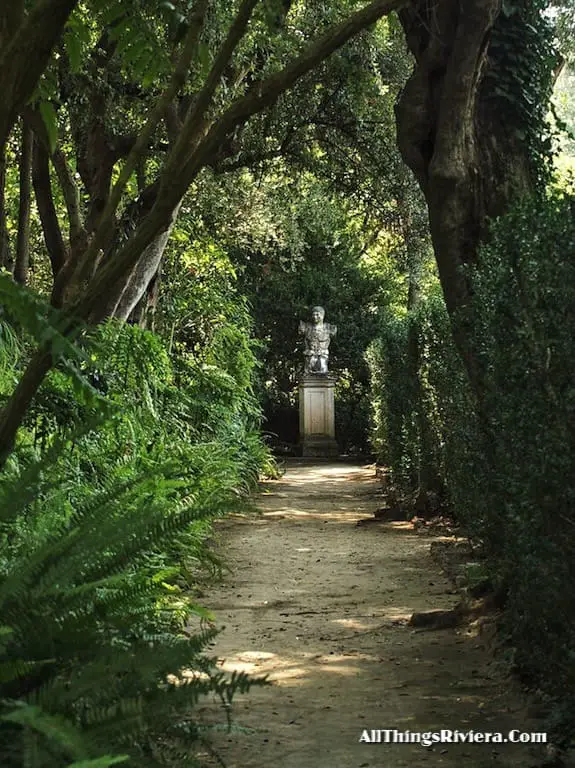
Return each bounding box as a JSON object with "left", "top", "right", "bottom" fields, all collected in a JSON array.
[
  {"left": 32, "top": 137, "right": 68, "bottom": 279},
  {"left": 103, "top": 204, "right": 180, "bottom": 322},
  {"left": 112, "top": 237, "right": 167, "bottom": 323},
  {"left": 395, "top": 0, "right": 534, "bottom": 388},
  {"left": 0, "top": 145, "right": 13, "bottom": 272},
  {"left": 0, "top": 0, "right": 79, "bottom": 150},
  {"left": 0, "top": 350, "right": 53, "bottom": 465},
  {"left": 129, "top": 266, "right": 162, "bottom": 330},
  {"left": 14, "top": 120, "right": 33, "bottom": 285}
]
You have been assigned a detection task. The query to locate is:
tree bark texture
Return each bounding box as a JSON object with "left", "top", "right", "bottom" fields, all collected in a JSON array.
[
  {"left": 128, "top": 266, "right": 162, "bottom": 330},
  {"left": 32, "top": 140, "right": 69, "bottom": 279},
  {"left": 0, "top": 0, "right": 79, "bottom": 149},
  {"left": 0, "top": 146, "right": 13, "bottom": 272},
  {"left": 396, "top": 0, "right": 533, "bottom": 382},
  {"left": 14, "top": 120, "right": 33, "bottom": 285},
  {"left": 102, "top": 204, "right": 181, "bottom": 322}
]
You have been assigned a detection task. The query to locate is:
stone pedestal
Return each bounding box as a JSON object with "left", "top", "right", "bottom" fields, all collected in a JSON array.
[{"left": 298, "top": 374, "right": 338, "bottom": 457}]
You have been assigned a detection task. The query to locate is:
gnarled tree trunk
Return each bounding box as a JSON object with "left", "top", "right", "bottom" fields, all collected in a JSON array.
[
  {"left": 395, "top": 0, "right": 534, "bottom": 388},
  {"left": 0, "top": 0, "right": 79, "bottom": 150}
]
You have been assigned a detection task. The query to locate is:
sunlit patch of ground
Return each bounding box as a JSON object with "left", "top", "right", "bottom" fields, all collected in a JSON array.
[{"left": 197, "top": 462, "right": 540, "bottom": 768}]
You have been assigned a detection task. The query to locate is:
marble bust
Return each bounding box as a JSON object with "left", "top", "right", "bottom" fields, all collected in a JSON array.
[{"left": 299, "top": 306, "right": 337, "bottom": 374}]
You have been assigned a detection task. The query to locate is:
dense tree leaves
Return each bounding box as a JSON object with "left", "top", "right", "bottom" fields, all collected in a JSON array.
[{"left": 0, "top": 0, "right": 406, "bottom": 457}]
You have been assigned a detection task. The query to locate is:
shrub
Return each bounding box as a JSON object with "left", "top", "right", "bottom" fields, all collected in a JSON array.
[{"left": 369, "top": 193, "right": 575, "bottom": 738}]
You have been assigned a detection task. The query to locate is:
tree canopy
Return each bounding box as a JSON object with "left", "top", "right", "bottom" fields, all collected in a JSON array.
[{"left": 1, "top": 0, "right": 575, "bottom": 763}]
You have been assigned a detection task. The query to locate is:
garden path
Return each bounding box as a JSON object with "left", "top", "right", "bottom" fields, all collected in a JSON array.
[{"left": 197, "top": 462, "right": 542, "bottom": 768}]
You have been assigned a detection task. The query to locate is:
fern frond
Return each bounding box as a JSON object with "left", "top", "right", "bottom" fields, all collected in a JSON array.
[
  {"left": 2, "top": 703, "right": 88, "bottom": 760},
  {"left": 67, "top": 756, "right": 129, "bottom": 767}
]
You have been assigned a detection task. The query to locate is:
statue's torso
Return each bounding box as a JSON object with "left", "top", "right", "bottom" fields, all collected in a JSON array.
[{"left": 303, "top": 323, "right": 333, "bottom": 354}]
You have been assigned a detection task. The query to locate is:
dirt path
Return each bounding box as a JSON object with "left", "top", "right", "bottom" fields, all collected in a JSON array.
[{"left": 196, "top": 462, "right": 542, "bottom": 768}]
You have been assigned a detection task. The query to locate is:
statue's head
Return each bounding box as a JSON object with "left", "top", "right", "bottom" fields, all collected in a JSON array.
[{"left": 311, "top": 306, "right": 325, "bottom": 325}]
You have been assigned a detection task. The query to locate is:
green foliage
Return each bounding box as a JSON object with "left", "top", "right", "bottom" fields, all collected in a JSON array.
[
  {"left": 0, "top": 319, "right": 21, "bottom": 397},
  {"left": 370, "top": 192, "right": 575, "bottom": 740},
  {"left": 0, "top": 432, "right": 267, "bottom": 766},
  {"left": 0, "top": 275, "right": 82, "bottom": 364},
  {"left": 485, "top": 0, "right": 558, "bottom": 185},
  {"left": 550, "top": 0, "right": 575, "bottom": 63},
  {"left": 469, "top": 195, "right": 575, "bottom": 702},
  {"left": 155, "top": 233, "right": 268, "bottom": 464},
  {"left": 0, "top": 263, "right": 275, "bottom": 764},
  {"left": 551, "top": 64, "right": 575, "bottom": 190},
  {"left": 368, "top": 289, "right": 467, "bottom": 498}
]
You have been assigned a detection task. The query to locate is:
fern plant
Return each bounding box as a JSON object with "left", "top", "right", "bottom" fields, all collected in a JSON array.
[
  {"left": 0, "top": 266, "right": 275, "bottom": 765},
  {"left": 0, "top": 432, "right": 267, "bottom": 767}
]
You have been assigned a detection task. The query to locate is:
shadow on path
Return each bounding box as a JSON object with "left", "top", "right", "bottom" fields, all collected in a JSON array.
[{"left": 196, "top": 462, "right": 542, "bottom": 768}]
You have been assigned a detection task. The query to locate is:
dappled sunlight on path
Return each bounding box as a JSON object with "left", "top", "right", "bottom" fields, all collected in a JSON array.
[{"left": 196, "top": 462, "right": 540, "bottom": 768}]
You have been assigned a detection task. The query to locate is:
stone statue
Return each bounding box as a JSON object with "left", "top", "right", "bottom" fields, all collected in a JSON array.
[{"left": 299, "top": 306, "right": 337, "bottom": 374}]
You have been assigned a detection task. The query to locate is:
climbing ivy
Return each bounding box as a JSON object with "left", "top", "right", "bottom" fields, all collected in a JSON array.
[{"left": 484, "top": 0, "right": 558, "bottom": 187}]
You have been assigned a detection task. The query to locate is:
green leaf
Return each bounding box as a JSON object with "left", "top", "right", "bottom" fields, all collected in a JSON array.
[
  {"left": 39, "top": 101, "right": 58, "bottom": 153},
  {"left": 2, "top": 705, "right": 87, "bottom": 759},
  {"left": 198, "top": 42, "right": 211, "bottom": 77},
  {"left": 0, "top": 658, "right": 55, "bottom": 684},
  {"left": 99, "top": 4, "right": 125, "bottom": 26},
  {"left": 65, "top": 29, "right": 83, "bottom": 74},
  {"left": 67, "top": 757, "right": 130, "bottom": 767}
]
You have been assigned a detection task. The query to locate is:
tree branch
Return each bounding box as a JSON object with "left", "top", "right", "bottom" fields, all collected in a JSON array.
[
  {"left": 52, "top": 148, "right": 84, "bottom": 247},
  {"left": 176, "top": 0, "right": 405, "bottom": 193},
  {"left": 32, "top": 139, "right": 67, "bottom": 277},
  {"left": 0, "top": 0, "right": 79, "bottom": 148},
  {"left": 162, "top": 0, "right": 261, "bottom": 178},
  {"left": 83, "top": 0, "right": 405, "bottom": 322},
  {"left": 14, "top": 119, "right": 33, "bottom": 285},
  {"left": 0, "top": 145, "right": 13, "bottom": 271},
  {"left": 67, "top": 0, "right": 210, "bottom": 296}
]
